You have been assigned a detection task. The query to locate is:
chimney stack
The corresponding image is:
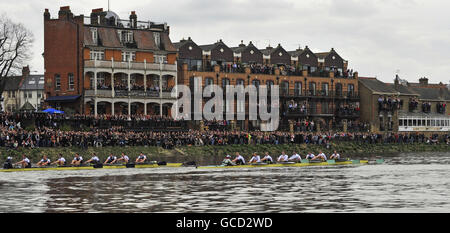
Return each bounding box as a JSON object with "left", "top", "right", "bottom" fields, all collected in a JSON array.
[
  {"left": 44, "top": 9, "right": 50, "bottom": 20},
  {"left": 419, "top": 77, "right": 428, "bottom": 86},
  {"left": 130, "top": 11, "right": 137, "bottom": 28},
  {"left": 58, "top": 6, "right": 73, "bottom": 20}
]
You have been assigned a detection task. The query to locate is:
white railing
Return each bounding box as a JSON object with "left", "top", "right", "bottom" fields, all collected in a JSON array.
[{"left": 85, "top": 60, "right": 176, "bottom": 72}]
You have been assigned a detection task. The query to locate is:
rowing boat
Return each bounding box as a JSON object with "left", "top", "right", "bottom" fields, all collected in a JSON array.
[
  {"left": 0, "top": 163, "right": 184, "bottom": 173},
  {"left": 197, "top": 159, "right": 384, "bottom": 169}
]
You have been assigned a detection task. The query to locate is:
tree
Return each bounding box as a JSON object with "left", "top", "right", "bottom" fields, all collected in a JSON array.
[{"left": 0, "top": 14, "right": 34, "bottom": 100}]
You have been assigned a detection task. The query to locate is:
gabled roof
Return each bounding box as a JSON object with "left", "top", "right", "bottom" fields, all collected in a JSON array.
[
  {"left": 20, "top": 75, "right": 44, "bottom": 90},
  {"left": 20, "top": 101, "right": 35, "bottom": 111},
  {"left": 410, "top": 87, "right": 450, "bottom": 101},
  {"left": 315, "top": 52, "right": 330, "bottom": 59},
  {"left": 288, "top": 49, "right": 304, "bottom": 57},
  {"left": 3, "top": 76, "right": 23, "bottom": 91},
  {"left": 359, "top": 77, "right": 398, "bottom": 94}
]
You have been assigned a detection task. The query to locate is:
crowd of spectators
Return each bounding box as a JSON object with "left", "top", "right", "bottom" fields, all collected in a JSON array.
[
  {"left": 378, "top": 96, "right": 402, "bottom": 112},
  {"left": 0, "top": 113, "right": 448, "bottom": 151}
]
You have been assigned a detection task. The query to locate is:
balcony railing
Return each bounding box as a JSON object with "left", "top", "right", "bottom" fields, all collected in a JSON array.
[
  {"left": 85, "top": 89, "right": 176, "bottom": 98},
  {"left": 84, "top": 60, "right": 177, "bottom": 72},
  {"left": 280, "top": 90, "right": 359, "bottom": 99}
]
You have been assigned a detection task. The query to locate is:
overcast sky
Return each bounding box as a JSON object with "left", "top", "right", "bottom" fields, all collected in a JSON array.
[{"left": 1, "top": 0, "right": 449, "bottom": 84}]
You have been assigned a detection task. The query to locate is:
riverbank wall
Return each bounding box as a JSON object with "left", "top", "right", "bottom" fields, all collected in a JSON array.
[{"left": 1, "top": 142, "right": 449, "bottom": 165}]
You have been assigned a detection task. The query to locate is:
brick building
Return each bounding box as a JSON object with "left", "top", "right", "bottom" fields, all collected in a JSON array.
[
  {"left": 43, "top": 6, "right": 178, "bottom": 116},
  {"left": 359, "top": 76, "right": 450, "bottom": 134},
  {"left": 175, "top": 38, "right": 360, "bottom": 131}
]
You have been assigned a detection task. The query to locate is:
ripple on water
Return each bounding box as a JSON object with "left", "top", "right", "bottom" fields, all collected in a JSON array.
[{"left": 0, "top": 151, "right": 449, "bottom": 212}]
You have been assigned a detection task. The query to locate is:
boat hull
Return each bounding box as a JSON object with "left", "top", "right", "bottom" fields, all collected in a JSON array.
[{"left": 0, "top": 163, "right": 183, "bottom": 173}]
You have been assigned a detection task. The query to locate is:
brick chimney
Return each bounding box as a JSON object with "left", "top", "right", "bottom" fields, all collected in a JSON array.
[
  {"left": 44, "top": 8, "right": 50, "bottom": 20},
  {"left": 22, "top": 66, "right": 30, "bottom": 77},
  {"left": 58, "top": 6, "right": 73, "bottom": 20},
  {"left": 90, "top": 8, "right": 104, "bottom": 25},
  {"left": 130, "top": 11, "right": 137, "bottom": 28},
  {"left": 419, "top": 77, "right": 428, "bottom": 86}
]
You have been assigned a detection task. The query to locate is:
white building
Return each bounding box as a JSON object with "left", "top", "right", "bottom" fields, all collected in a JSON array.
[{"left": 19, "top": 75, "right": 45, "bottom": 111}]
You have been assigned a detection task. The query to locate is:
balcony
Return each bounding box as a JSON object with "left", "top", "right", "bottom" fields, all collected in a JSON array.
[
  {"left": 84, "top": 60, "right": 177, "bottom": 72},
  {"left": 84, "top": 89, "right": 176, "bottom": 99},
  {"left": 280, "top": 90, "right": 359, "bottom": 99}
]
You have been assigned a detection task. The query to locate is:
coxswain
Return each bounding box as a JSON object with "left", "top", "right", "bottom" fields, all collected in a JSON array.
[
  {"left": 289, "top": 151, "right": 302, "bottom": 162},
  {"left": 277, "top": 151, "right": 289, "bottom": 162},
  {"left": 222, "top": 155, "right": 235, "bottom": 166},
  {"left": 115, "top": 153, "right": 130, "bottom": 164},
  {"left": 14, "top": 154, "right": 31, "bottom": 168},
  {"left": 312, "top": 151, "right": 327, "bottom": 161},
  {"left": 330, "top": 151, "right": 341, "bottom": 160},
  {"left": 104, "top": 153, "right": 117, "bottom": 164},
  {"left": 232, "top": 152, "right": 246, "bottom": 165},
  {"left": 51, "top": 154, "right": 66, "bottom": 166},
  {"left": 3, "top": 156, "right": 13, "bottom": 169},
  {"left": 71, "top": 153, "right": 84, "bottom": 166},
  {"left": 248, "top": 152, "right": 261, "bottom": 164},
  {"left": 85, "top": 153, "right": 100, "bottom": 165},
  {"left": 135, "top": 152, "right": 147, "bottom": 164},
  {"left": 260, "top": 152, "right": 273, "bottom": 164},
  {"left": 36, "top": 155, "right": 51, "bottom": 167},
  {"left": 305, "top": 152, "right": 315, "bottom": 160}
]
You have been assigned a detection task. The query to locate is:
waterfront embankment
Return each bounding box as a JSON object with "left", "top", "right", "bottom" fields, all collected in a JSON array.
[{"left": 1, "top": 142, "right": 449, "bottom": 165}]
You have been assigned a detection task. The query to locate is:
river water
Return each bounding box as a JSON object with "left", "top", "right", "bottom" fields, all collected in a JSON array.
[{"left": 0, "top": 152, "right": 449, "bottom": 213}]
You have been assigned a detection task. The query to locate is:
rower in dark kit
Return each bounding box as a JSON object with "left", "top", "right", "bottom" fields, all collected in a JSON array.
[
  {"left": 36, "top": 155, "right": 51, "bottom": 167},
  {"left": 51, "top": 154, "right": 66, "bottom": 166},
  {"left": 3, "top": 156, "right": 13, "bottom": 169},
  {"left": 71, "top": 153, "right": 84, "bottom": 166},
  {"left": 135, "top": 152, "right": 147, "bottom": 164},
  {"left": 104, "top": 153, "right": 117, "bottom": 165}
]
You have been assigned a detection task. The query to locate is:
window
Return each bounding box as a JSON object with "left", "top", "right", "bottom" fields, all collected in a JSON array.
[
  {"left": 55, "top": 74, "right": 61, "bottom": 91},
  {"left": 322, "top": 83, "right": 329, "bottom": 96},
  {"left": 236, "top": 79, "right": 244, "bottom": 86},
  {"left": 118, "top": 30, "right": 133, "bottom": 44},
  {"left": 154, "top": 55, "right": 167, "bottom": 64},
  {"left": 91, "top": 27, "right": 98, "bottom": 44},
  {"left": 222, "top": 78, "right": 230, "bottom": 89},
  {"left": 122, "top": 51, "right": 136, "bottom": 62},
  {"left": 37, "top": 92, "right": 42, "bottom": 99},
  {"left": 295, "top": 82, "right": 302, "bottom": 96},
  {"left": 309, "top": 82, "right": 316, "bottom": 96},
  {"left": 205, "top": 78, "right": 214, "bottom": 86},
  {"left": 90, "top": 50, "right": 104, "bottom": 60},
  {"left": 154, "top": 32, "right": 161, "bottom": 48},
  {"left": 281, "top": 81, "right": 289, "bottom": 96},
  {"left": 68, "top": 73, "right": 75, "bottom": 90},
  {"left": 348, "top": 84, "right": 355, "bottom": 96}
]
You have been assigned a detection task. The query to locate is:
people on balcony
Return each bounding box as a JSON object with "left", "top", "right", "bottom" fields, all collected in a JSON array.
[
  {"left": 437, "top": 102, "right": 447, "bottom": 114},
  {"left": 408, "top": 97, "right": 419, "bottom": 112},
  {"left": 422, "top": 102, "right": 432, "bottom": 113}
]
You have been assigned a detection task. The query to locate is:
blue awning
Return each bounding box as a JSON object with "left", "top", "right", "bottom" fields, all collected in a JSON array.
[{"left": 45, "top": 95, "right": 81, "bottom": 102}]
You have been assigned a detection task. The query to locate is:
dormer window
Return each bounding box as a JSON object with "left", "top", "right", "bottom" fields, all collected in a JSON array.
[
  {"left": 91, "top": 27, "right": 98, "bottom": 45},
  {"left": 154, "top": 32, "right": 161, "bottom": 48},
  {"left": 118, "top": 30, "right": 133, "bottom": 44}
]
